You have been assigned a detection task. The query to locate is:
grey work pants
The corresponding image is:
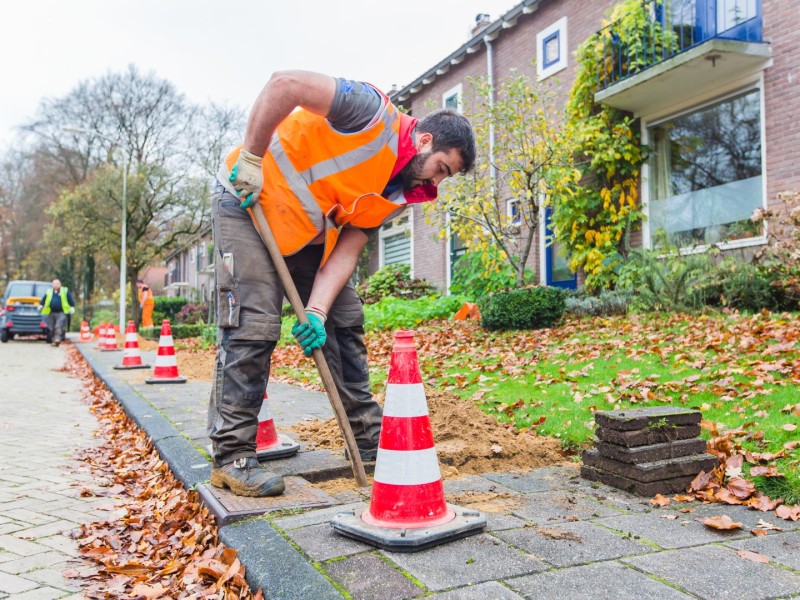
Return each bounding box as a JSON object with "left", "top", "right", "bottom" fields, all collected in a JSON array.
[
  {"left": 47, "top": 312, "right": 66, "bottom": 342},
  {"left": 207, "top": 185, "right": 382, "bottom": 466}
]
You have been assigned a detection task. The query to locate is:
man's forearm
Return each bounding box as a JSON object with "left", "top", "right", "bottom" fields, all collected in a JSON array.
[{"left": 306, "top": 228, "right": 369, "bottom": 313}]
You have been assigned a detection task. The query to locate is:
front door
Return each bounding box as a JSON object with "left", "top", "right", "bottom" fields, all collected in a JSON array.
[{"left": 544, "top": 206, "right": 577, "bottom": 290}]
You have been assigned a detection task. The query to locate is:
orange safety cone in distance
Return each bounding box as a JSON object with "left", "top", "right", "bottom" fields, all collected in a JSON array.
[
  {"left": 255, "top": 391, "right": 299, "bottom": 460},
  {"left": 100, "top": 322, "right": 119, "bottom": 351},
  {"left": 331, "top": 330, "right": 486, "bottom": 551},
  {"left": 145, "top": 320, "right": 187, "bottom": 384},
  {"left": 78, "top": 321, "right": 92, "bottom": 342},
  {"left": 114, "top": 320, "right": 150, "bottom": 370}
]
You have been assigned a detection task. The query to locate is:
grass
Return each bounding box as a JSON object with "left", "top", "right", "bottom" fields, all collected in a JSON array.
[{"left": 272, "top": 310, "right": 800, "bottom": 500}]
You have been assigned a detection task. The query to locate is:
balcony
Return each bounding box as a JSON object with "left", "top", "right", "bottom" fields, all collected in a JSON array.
[{"left": 594, "top": 0, "right": 771, "bottom": 115}]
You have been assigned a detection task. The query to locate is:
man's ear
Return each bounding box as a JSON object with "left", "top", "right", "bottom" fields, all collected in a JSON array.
[{"left": 415, "top": 131, "right": 433, "bottom": 152}]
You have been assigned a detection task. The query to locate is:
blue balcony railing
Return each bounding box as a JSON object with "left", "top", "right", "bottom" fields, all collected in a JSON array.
[{"left": 596, "top": 0, "right": 763, "bottom": 91}]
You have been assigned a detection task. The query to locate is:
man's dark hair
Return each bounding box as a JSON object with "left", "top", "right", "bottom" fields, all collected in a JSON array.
[{"left": 417, "top": 109, "right": 476, "bottom": 173}]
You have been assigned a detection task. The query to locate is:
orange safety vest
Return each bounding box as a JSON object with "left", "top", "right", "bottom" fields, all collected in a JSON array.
[{"left": 223, "top": 100, "right": 422, "bottom": 266}]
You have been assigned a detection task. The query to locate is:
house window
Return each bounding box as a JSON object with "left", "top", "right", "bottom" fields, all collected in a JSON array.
[
  {"left": 442, "top": 84, "right": 463, "bottom": 112},
  {"left": 536, "top": 17, "right": 567, "bottom": 80},
  {"left": 189, "top": 247, "right": 195, "bottom": 264},
  {"left": 717, "top": 0, "right": 757, "bottom": 33},
  {"left": 506, "top": 199, "right": 521, "bottom": 227},
  {"left": 647, "top": 88, "right": 763, "bottom": 248},
  {"left": 379, "top": 211, "right": 412, "bottom": 269}
]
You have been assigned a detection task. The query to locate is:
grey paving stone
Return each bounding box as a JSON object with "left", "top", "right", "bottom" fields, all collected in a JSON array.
[
  {"left": 507, "top": 561, "right": 693, "bottom": 599},
  {"left": 623, "top": 545, "right": 800, "bottom": 599},
  {"left": 482, "top": 472, "right": 559, "bottom": 494},
  {"left": 687, "top": 501, "right": 800, "bottom": 533},
  {"left": 485, "top": 513, "right": 528, "bottom": 532},
  {"left": 273, "top": 502, "right": 365, "bottom": 530},
  {"left": 324, "top": 552, "right": 423, "bottom": 600},
  {"left": 594, "top": 407, "right": 701, "bottom": 431},
  {"left": 284, "top": 522, "right": 373, "bottom": 561},
  {"left": 596, "top": 424, "right": 701, "bottom": 446},
  {"left": 23, "top": 567, "right": 81, "bottom": 592},
  {"left": 426, "top": 581, "right": 525, "bottom": 599},
  {"left": 0, "top": 550, "right": 71, "bottom": 574},
  {"left": 582, "top": 449, "right": 717, "bottom": 482},
  {"left": 510, "top": 490, "right": 621, "bottom": 525},
  {"left": 219, "top": 518, "right": 342, "bottom": 600},
  {"left": 4, "top": 587, "right": 68, "bottom": 600},
  {"left": 0, "top": 571, "right": 38, "bottom": 594},
  {"left": 727, "top": 531, "right": 800, "bottom": 570},
  {"left": 14, "top": 520, "right": 79, "bottom": 540},
  {"left": 595, "top": 437, "right": 708, "bottom": 463},
  {"left": 443, "top": 474, "right": 518, "bottom": 495},
  {"left": 597, "top": 511, "right": 750, "bottom": 549},
  {"left": 0, "top": 535, "right": 47, "bottom": 557},
  {"left": 383, "top": 534, "right": 548, "bottom": 592},
  {"left": 494, "top": 521, "right": 652, "bottom": 567}
]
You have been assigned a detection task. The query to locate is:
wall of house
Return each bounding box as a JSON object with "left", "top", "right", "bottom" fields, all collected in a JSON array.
[
  {"left": 762, "top": 0, "right": 800, "bottom": 209},
  {"left": 394, "top": 0, "right": 618, "bottom": 291}
]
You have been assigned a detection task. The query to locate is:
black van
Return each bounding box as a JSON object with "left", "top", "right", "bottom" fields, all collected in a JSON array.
[{"left": 0, "top": 280, "right": 52, "bottom": 342}]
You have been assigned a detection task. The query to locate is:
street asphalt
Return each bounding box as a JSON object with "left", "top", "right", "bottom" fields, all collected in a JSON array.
[{"left": 2, "top": 334, "right": 799, "bottom": 599}]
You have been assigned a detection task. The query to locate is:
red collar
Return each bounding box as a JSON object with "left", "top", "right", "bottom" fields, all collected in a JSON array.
[{"left": 389, "top": 113, "right": 438, "bottom": 204}]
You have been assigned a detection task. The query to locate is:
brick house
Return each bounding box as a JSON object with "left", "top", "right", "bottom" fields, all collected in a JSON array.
[
  {"left": 379, "top": 0, "right": 796, "bottom": 292},
  {"left": 164, "top": 227, "right": 213, "bottom": 301}
]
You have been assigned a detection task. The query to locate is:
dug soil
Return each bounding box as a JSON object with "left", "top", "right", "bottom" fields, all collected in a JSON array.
[{"left": 144, "top": 344, "right": 573, "bottom": 504}]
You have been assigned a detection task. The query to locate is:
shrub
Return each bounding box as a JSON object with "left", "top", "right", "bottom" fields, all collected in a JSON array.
[
  {"left": 364, "top": 295, "right": 466, "bottom": 331},
  {"left": 139, "top": 323, "right": 211, "bottom": 340},
  {"left": 565, "top": 289, "right": 633, "bottom": 317},
  {"left": 154, "top": 296, "right": 188, "bottom": 321},
  {"left": 714, "top": 260, "right": 776, "bottom": 312},
  {"left": 752, "top": 191, "right": 800, "bottom": 311},
  {"left": 177, "top": 302, "right": 210, "bottom": 325},
  {"left": 478, "top": 286, "right": 566, "bottom": 330},
  {"left": 357, "top": 264, "right": 438, "bottom": 304}
]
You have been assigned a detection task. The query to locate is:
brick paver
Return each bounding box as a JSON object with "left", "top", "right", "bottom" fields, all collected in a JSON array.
[{"left": 0, "top": 338, "right": 111, "bottom": 598}]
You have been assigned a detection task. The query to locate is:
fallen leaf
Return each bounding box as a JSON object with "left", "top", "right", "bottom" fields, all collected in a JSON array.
[
  {"left": 490, "top": 444, "right": 503, "bottom": 454},
  {"left": 755, "top": 519, "right": 783, "bottom": 531},
  {"left": 661, "top": 514, "right": 679, "bottom": 520},
  {"left": 650, "top": 494, "right": 670, "bottom": 507},
  {"left": 775, "top": 505, "right": 800, "bottom": 521},
  {"left": 784, "top": 441, "right": 799, "bottom": 451},
  {"left": 727, "top": 477, "right": 756, "bottom": 500},
  {"left": 701, "top": 515, "right": 743, "bottom": 530},
  {"left": 736, "top": 549, "right": 769, "bottom": 564},
  {"left": 749, "top": 466, "right": 780, "bottom": 477},
  {"left": 781, "top": 423, "right": 797, "bottom": 431},
  {"left": 751, "top": 529, "right": 767, "bottom": 537}
]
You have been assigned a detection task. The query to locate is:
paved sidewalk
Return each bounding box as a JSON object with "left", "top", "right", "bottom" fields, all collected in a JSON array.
[
  {"left": 0, "top": 338, "right": 120, "bottom": 599},
  {"left": 26, "top": 338, "right": 800, "bottom": 599}
]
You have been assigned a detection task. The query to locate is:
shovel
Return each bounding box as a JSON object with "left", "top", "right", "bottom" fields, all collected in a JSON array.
[{"left": 247, "top": 204, "right": 368, "bottom": 487}]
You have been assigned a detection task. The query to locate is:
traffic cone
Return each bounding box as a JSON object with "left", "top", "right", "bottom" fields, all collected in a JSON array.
[
  {"left": 100, "top": 322, "right": 119, "bottom": 351},
  {"left": 78, "top": 321, "right": 92, "bottom": 342},
  {"left": 145, "top": 320, "right": 187, "bottom": 384},
  {"left": 96, "top": 322, "right": 107, "bottom": 349},
  {"left": 114, "top": 321, "right": 150, "bottom": 370},
  {"left": 256, "top": 391, "right": 299, "bottom": 460},
  {"left": 331, "top": 330, "right": 486, "bottom": 551}
]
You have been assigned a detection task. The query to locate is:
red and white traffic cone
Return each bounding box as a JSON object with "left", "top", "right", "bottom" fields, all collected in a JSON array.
[
  {"left": 100, "top": 322, "right": 119, "bottom": 351},
  {"left": 256, "top": 391, "right": 299, "bottom": 460},
  {"left": 145, "top": 320, "right": 187, "bottom": 384},
  {"left": 78, "top": 321, "right": 92, "bottom": 343},
  {"left": 331, "top": 330, "right": 486, "bottom": 551},
  {"left": 95, "top": 322, "right": 107, "bottom": 349},
  {"left": 114, "top": 320, "right": 150, "bottom": 370}
]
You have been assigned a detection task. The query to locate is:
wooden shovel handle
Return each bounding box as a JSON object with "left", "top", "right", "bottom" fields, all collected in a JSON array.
[{"left": 247, "top": 204, "right": 368, "bottom": 487}]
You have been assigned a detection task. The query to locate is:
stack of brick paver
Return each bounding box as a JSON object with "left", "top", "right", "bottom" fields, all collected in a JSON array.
[{"left": 581, "top": 406, "right": 718, "bottom": 496}]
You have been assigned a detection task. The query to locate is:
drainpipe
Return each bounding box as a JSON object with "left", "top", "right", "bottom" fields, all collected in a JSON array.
[{"left": 484, "top": 33, "right": 497, "bottom": 187}]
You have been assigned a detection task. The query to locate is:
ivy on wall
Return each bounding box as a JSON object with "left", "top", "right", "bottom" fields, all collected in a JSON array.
[{"left": 550, "top": 0, "right": 668, "bottom": 291}]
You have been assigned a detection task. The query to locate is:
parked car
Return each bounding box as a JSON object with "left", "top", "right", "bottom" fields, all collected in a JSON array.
[{"left": 0, "top": 280, "right": 52, "bottom": 343}]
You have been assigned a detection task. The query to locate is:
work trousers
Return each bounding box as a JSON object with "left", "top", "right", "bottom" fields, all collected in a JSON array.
[
  {"left": 207, "top": 185, "right": 382, "bottom": 466},
  {"left": 47, "top": 312, "right": 66, "bottom": 342}
]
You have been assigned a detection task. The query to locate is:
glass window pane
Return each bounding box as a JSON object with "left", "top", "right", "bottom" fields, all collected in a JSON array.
[
  {"left": 549, "top": 240, "right": 572, "bottom": 282},
  {"left": 648, "top": 89, "right": 762, "bottom": 246},
  {"left": 717, "top": 0, "right": 757, "bottom": 33}
]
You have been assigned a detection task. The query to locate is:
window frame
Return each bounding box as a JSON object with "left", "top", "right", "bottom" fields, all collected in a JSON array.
[
  {"left": 536, "top": 17, "right": 568, "bottom": 80},
  {"left": 442, "top": 83, "right": 463, "bottom": 112},
  {"left": 641, "top": 77, "right": 768, "bottom": 253},
  {"left": 378, "top": 208, "right": 414, "bottom": 274}
]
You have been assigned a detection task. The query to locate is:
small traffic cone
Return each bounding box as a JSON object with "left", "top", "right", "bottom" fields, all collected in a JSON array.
[
  {"left": 100, "top": 322, "right": 119, "bottom": 351},
  {"left": 78, "top": 321, "right": 92, "bottom": 342},
  {"left": 331, "top": 330, "right": 486, "bottom": 551},
  {"left": 256, "top": 391, "right": 299, "bottom": 460},
  {"left": 145, "top": 320, "right": 187, "bottom": 384},
  {"left": 95, "top": 322, "right": 107, "bottom": 349},
  {"left": 114, "top": 321, "right": 150, "bottom": 370}
]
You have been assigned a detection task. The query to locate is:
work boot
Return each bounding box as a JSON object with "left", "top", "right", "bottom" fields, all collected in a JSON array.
[
  {"left": 344, "top": 444, "right": 379, "bottom": 463},
  {"left": 210, "top": 457, "right": 285, "bottom": 497}
]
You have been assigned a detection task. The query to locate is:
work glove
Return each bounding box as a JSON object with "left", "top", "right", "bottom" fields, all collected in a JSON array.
[
  {"left": 229, "top": 149, "right": 263, "bottom": 209},
  {"left": 291, "top": 307, "right": 327, "bottom": 357}
]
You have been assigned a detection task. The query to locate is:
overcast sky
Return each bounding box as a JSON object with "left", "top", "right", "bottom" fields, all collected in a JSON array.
[{"left": 0, "top": 0, "right": 518, "bottom": 149}]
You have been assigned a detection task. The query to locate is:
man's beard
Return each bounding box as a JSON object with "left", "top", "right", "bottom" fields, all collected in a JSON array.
[{"left": 400, "top": 151, "right": 431, "bottom": 191}]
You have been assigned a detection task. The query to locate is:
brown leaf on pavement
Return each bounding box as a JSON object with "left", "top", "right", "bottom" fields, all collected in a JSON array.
[
  {"left": 736, "top": 549, "right": 770, "bottom": 564},
  {"left": 727, "top": 477, "right": 756, "bottom": 500},
  {"left": 745, "top": 493, "right": 784, "bottom": 512},
  {"left": 650, "top": 494, "right": 670, "bottom": 507},
  {"left": 775, "top": 505, "right": 800, "bottom": 521},
  {"left": 700, "top": 515, "right": 743, "bottom": 530}
]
